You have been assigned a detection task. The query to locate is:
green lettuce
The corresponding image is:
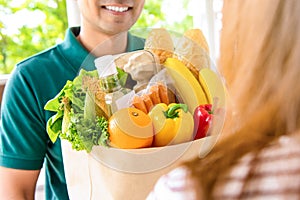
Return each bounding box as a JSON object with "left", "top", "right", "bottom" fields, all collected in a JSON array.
[{"left": 44, "top": 69, "right": 109, "bottom": 152}]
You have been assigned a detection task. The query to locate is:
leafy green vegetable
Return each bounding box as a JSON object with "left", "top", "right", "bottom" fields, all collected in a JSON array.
[
  {"left": 61, "top": 116, "right": 108, "bottom": 152},
  {"left": 44, "top": 69, "right": 112, "bottom": 152}
]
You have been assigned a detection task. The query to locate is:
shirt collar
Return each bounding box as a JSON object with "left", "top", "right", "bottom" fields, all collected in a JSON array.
[{"left": 58, "top": 27, "right": 92, "bottom": 72}]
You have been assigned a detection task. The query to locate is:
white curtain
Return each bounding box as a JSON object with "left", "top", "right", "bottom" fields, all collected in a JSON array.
[
  {"left": 66, "top": 0, "right": 80, "bottom": 27},
  {"left": 190, "top": 0, "right": 223, "bottom": 62}
]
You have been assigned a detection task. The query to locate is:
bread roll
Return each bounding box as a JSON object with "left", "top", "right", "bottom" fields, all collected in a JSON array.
[
  {"left": 174, "top": 29, "right": 210, "bottom": 78},
  {"left": 184, "top": 29, "right": 209, "bottom": 54},
  {"left": 145, "top": 28, "right": 174, "bottom": 64}
]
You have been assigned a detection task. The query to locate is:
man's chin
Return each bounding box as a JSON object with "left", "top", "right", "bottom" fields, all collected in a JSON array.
[{"left": 100, "top": 24, "right": 131, "bottom": 36}]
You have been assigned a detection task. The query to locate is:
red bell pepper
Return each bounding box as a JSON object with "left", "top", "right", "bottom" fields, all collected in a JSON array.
[{"left": 193, "top": 104, "right": 213, "bottom": 140}]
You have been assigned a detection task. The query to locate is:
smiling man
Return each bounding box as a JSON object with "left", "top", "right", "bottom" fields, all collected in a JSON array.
[{"left": 0, "top": 0, "right": 145, "bottom": 199}]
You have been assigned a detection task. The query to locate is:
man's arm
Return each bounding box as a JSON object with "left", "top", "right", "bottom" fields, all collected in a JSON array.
[{"left": 0, "top": 166, "right": 40, "bottom": 200}]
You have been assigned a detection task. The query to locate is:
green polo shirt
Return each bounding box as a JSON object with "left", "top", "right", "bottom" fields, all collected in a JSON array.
[{"left": 0, "top": 27, "right": 145, "bottom": 199}]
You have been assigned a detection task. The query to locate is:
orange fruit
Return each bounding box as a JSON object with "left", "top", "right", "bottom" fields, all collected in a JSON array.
[{"left": 108, "top": 107, "right": 154, "bottom": 149}]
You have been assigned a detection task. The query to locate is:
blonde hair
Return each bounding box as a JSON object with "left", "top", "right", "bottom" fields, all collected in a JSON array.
[{"left": 185, "top": 0, "right": 300, "bottom": 198}]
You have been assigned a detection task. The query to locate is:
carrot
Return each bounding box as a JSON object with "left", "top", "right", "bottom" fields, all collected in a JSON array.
[
  {"left": 142, "top": 94, "right": 154, "bottom": 113},
  {"left": 149, "top": 85, "right": 161, "bottom": 105},
  {"left": 132, "top": 96, "right": 148, "bottom": 114},
  {"left": 157, "top": 83, "right": 169, "bottom": 105}
]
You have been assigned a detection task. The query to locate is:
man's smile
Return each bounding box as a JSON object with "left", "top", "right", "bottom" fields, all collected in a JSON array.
[{"left": 103, "top": 5, "right": 130, "bottom": 12}]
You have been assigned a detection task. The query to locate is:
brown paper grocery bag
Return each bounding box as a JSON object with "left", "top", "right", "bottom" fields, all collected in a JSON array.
[{"left": 61, "top": 135, "right": 218, "bottom": 200}]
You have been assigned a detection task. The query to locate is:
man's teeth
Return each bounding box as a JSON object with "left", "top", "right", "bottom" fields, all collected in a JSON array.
[{"left": 105, "top": 6, "right": 129, "bottom": 12}]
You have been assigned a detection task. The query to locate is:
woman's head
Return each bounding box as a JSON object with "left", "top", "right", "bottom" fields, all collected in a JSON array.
[
  {"left": 220, "top": 0, "right": 300, "bottom": 136},
  {"left": 186, "top": 0, "right": 300, "bottom": 198}
]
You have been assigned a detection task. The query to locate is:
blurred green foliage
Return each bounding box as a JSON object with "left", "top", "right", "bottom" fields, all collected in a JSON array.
[
  {"left": 133, "top": 0, "right": 193, "bottom": 37},
  {"left": 0, "top": 0, "right": 67, "bottom": 74},
  {"left": 0, "top": 0, "right": 193, "bottom": 74}
]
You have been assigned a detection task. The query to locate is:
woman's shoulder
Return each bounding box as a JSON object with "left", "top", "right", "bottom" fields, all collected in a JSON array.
[{"left": 214, "top": 133, "right": 300, "bottom": 199}]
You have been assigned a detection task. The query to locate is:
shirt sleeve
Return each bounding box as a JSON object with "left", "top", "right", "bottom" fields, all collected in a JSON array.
[
  {"left": 0, "top": 67, "right": 47, "bottom": 170},
  {"left": 146, "top": 167, "right": 197, "bottom": 200}
]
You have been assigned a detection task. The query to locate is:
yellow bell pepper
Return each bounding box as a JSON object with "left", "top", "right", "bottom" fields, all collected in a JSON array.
[{"left": 148, "top": 103, "right": 194, "bottom": 147}]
